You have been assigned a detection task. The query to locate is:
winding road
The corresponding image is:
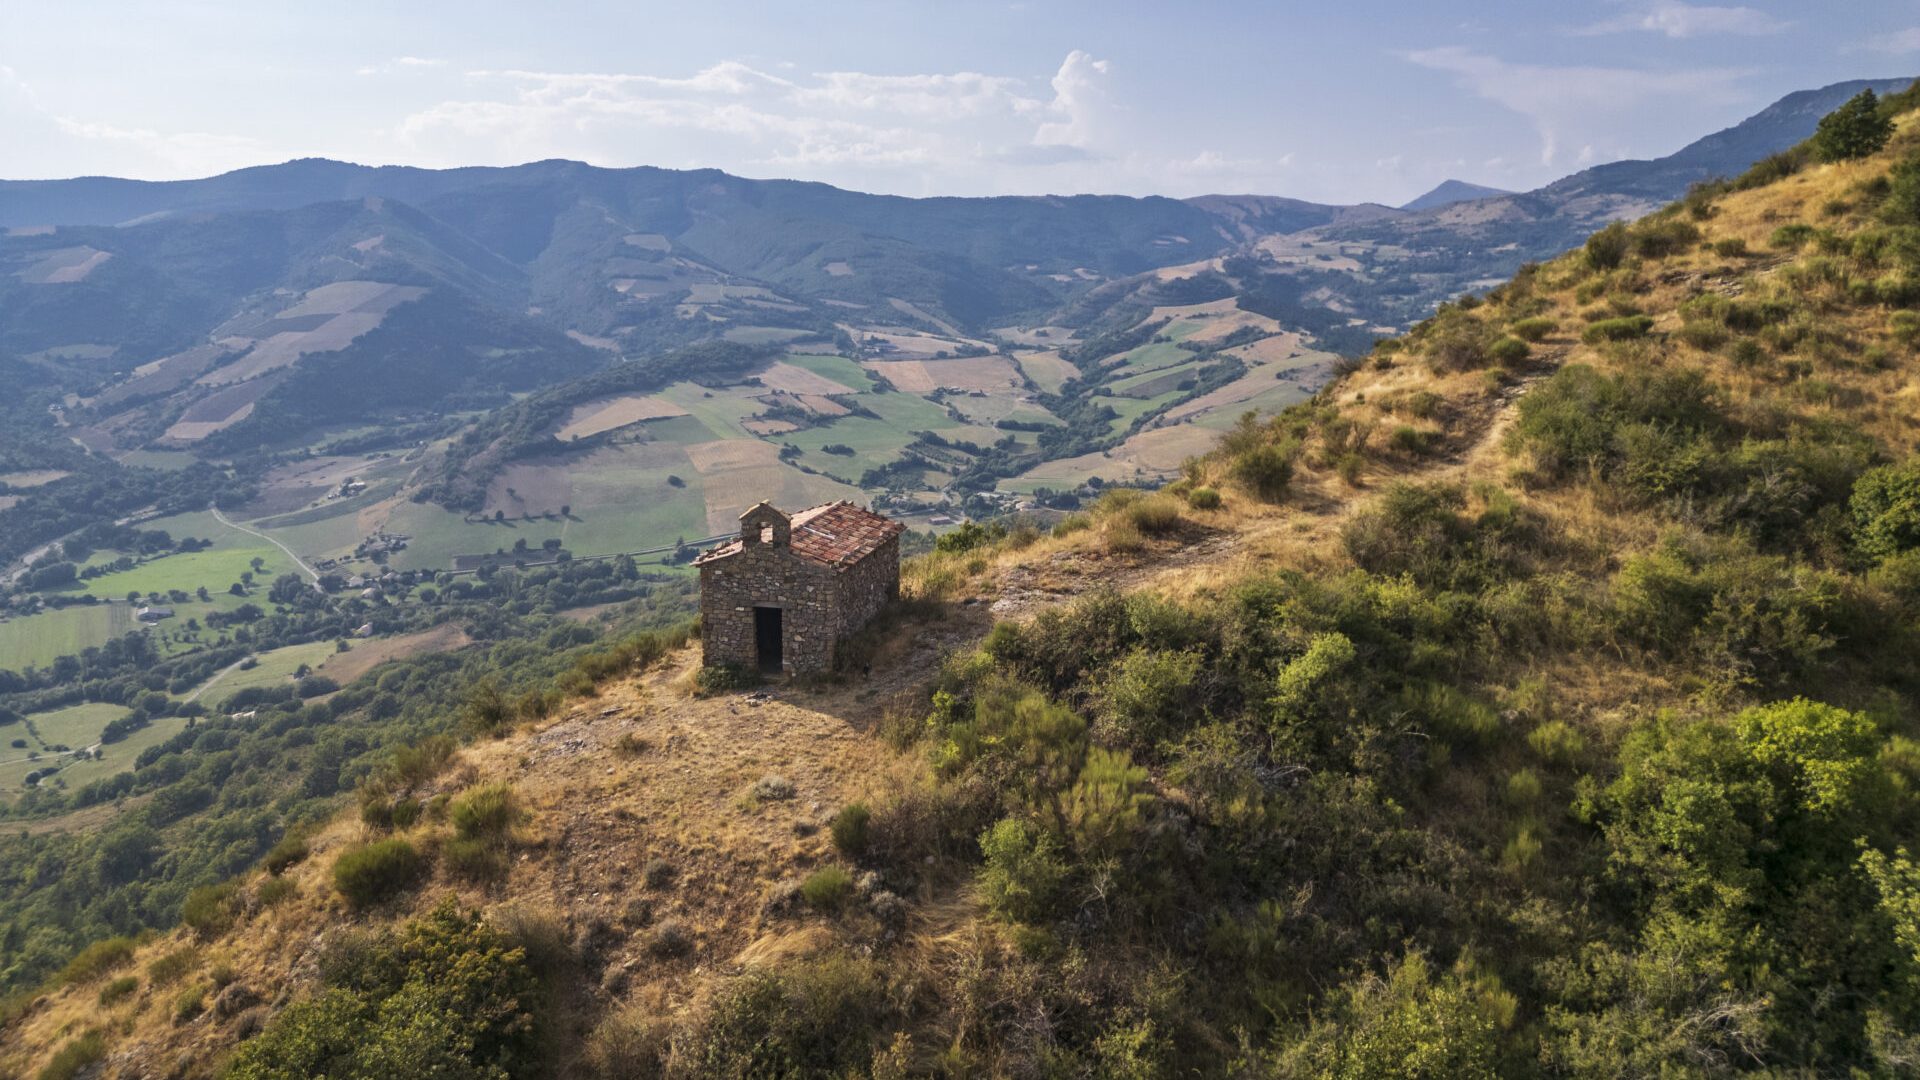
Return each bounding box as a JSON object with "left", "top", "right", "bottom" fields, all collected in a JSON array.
[{"left": 211, "top": 507, "right": 319, "bottom": 583}]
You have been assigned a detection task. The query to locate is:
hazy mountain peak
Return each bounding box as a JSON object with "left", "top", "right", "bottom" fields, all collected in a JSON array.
[{"left": 1398, "top": 179, "right": 1513, "bottom": 212}]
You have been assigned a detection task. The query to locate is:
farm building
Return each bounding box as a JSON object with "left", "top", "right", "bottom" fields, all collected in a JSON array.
[{"left": 694, "top": 500, "right": 904, "bottom": 675}]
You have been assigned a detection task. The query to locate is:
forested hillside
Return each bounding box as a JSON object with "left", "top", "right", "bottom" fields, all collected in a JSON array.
[{"left": 11, "top": 86, "right": 1920, "bottom": 1080}]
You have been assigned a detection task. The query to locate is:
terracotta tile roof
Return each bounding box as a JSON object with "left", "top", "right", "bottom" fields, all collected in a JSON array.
[{"left": 693, "top": 501, "right": 904, "bottom": 570}]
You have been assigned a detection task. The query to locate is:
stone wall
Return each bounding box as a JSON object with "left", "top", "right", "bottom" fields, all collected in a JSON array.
[
  {"left": 699, "top": 543, "right": 842, "bottom": 674},
  {"left": 833, "top": 535, "right": 900, "bottom": 639}
]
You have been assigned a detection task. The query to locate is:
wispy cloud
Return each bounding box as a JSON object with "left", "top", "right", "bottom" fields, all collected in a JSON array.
[
  {"left": 356, "top": 56, "right": 448, "bottom": 76},
  {"left": 1405, "top": 46, "right": 1751, "bottom": 166},
  {"left": 1859, "top": 27, "right": 1920, "bottom": 55},
  {"left": 2, "top": 65, "right": 266, "bottom": 177},
  {"left": 393, "top": 53, "right": 1131, "bottom": 185},
  {"left": 1573, "top": 2, "right": 1789, "bottom": 39}
]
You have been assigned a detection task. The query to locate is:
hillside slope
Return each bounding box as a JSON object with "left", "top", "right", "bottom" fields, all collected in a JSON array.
[{"left": 13, "top": 90, "right": 1920, "bottom": 1080}]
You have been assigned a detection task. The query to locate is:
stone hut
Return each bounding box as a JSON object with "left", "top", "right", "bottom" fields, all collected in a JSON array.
[{"left": 693, "top": 500, "right": 905, "bottom": 675}]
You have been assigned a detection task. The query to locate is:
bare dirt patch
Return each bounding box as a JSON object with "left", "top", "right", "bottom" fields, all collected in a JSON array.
[
  {"left": 321, "top": 623, "right": 473, "bottom": 685},
  {"left": 862, "top": 356, "right": 1022, "bottom": 394},
  {"left": 756, "top": 361, "right": 858, "bottom": 396},
  {"left": 556, "top": 395, "right": 690, "bottom": 441},
  {"left": 15, "top": 245, "right": 111, "bottom": 284}
]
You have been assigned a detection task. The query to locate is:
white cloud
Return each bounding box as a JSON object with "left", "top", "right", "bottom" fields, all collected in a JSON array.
[
  {"left": 357, "top": 56, "right": 449, "bottom": 76},
  {"left": 391, "top": 52, "right": 1143, "bottom": 191},
  {"left": 1575, "top": 3, "right": 1789, "bottom": 38},
  {"left": 2, "top": 65, "right": 267, "bottom": 179},
  {"left": 1861, "top": 27, "right": 1920, "bottom": 54},
  {"left": 1032, "top": 50, "right": 1113, "bottom": 150},
  {"left": 1406, "top": 46, "right": 1751, "bottom": 166}
]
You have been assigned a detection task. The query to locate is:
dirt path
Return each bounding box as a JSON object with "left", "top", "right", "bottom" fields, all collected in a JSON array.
[
  {"left": 185, "top": 653, "right": 254, "bottom": 703},
  {"left": 212, "top": 506, "right": 319, "bottom": 583}
]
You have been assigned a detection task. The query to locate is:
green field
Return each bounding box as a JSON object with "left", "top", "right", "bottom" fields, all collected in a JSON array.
[
  {"left": 199, "top": 640, "right": 339, "bottom": 706},
  {"left": 0, "top": 604, "right": 133, "bottom": 670},
  {"left": 79, "top": 545, "right": 288, "bottom": 601},
  {"left": 1, "top": 702, "right": 138, "bottom": 793},
  {"left": 27, "top": 702, "right": 128, "bottom": 750},
  {"left": 785, "top": 354, "right": 875, "bottom": 392}
]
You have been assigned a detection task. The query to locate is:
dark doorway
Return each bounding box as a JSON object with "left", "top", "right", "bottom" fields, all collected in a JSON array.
[{"left": 754, "top": 607, "right": 783, "bottom": 673}]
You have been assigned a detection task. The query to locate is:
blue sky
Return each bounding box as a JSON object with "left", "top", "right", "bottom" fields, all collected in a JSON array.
[{"left": 2, "top": 1, "right": 1917, "bottom": 203}]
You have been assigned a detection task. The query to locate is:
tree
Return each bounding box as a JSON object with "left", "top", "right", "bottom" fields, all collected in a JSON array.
[
  {"left": 268, "top": 573, "right": 308, "bottom": 606},
  {"left": 1852, "top": 458, "right": 1920, "bottom": 561},
  {"left": 249, "top": 556, "right": 266, "bottom": 574},
  {"left": 228, "top": 582, "right": 247, "bottom": 597},
  {"left": 1813, "top": 89, "right": 1893, "bottom": 162}
]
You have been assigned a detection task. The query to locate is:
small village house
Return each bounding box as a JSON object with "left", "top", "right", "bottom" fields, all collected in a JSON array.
[{"left": 694, "top": 500, "right": 904, "bottom": 675}]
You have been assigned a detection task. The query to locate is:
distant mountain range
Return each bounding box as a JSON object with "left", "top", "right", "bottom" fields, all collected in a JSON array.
[
  {"left": 0, "top": 76, "right": 1907, "bottom": 474},
  {"left": 1400, "top": 180, "right": 1513, "bottom": 212}
]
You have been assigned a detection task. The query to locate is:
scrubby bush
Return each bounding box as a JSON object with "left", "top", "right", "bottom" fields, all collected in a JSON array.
[
  {"left": 1510, "top": 317, "right": 1557, "bottom": 343},
  {"left": 97, "top": 974, "right": 138, "bottom": 1006},
  {"left": 36, "top": 1031, "right": 106, "bottom": 1080},
  {"left": 59, "top": 937, "right": 135, "bottom": 985},
  {"left": 1585, "top": 222, "right": 1631, "bottom": 270},
  {"left": 262, "top": 833, "right": 310, "bottom": 876},
  {"left": 801, "top": 866, "right": 854, "bottom": 911},
  {"left": 1230, "top": 444, "right": 1297, "bottom": 502},
  {"left": 145, "top": 946, "right": 196, "bottom": 988},
  {"left": 1853, "top": 459, "right": 1920, "bottom": 561},
  {"left": 180, "top": 881, "right": 239, "bottom": 938},
  {"left": 831, "top": 803, "right": 871, "bottom": 856},
  {"left": 332, "top": 838, "right": 426, "bottom": 909},
  {"left": 1630, "top": 217, "right": 1701, "bottom": 259},
  {"left": 1186, "top": 485, "right": 1221, "bottom": 510},
  {"left": 1712, "top": 237, "right": 1750, "bottom": 259},
  {"left": 1581, "top": 316, "right": 1655, "bottom": 344},
  {"left": 1486, "top": 337, "right": 1529, "bottom": 365},
  {"left": 978, "top": 818, "right": 1066, "bottom": 923},
  {"left": 680, "top": 955, "right": 887, "bottom": 1077},
  {"left": 695, "top": 663, "right": 759, "bottom": 695},
  {"left": 224, "top": 901, "right": 542, "bottom": 1080}
]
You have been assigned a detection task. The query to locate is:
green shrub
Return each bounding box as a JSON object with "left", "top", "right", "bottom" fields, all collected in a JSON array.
[
  {"left": 1230, "top": 443, "right": 1297, "bottom": 502},
  {"left": 1051, "top": 513, "right": 1091, "bottom": 539},
  {"left": 1852, "top": 459, "right": 1920, "bottom": 561},
  {"left": 36, "top": 1031, "right": 106, "bottom": 1080},
  {"left": 145, "top": 946, "right": 197, "bottom": 988},
  {"left": 830, "top": 803, "right": 871, "bottom": 857},
  {"left": 181, "top": 881, "right": 239, "bottom": 938},
  {"left": 1712, "top": 237, "right": 1751, "bottom": 259},
  {"left": 450, "top": 782, "right": 517, "bottom": 840},
  {"left": 172, "top": 985, "right": 207, "bottom": 1023},
  {"left": 443, "top": 837, "right": 508, "bottom": 882},
  {"left": 1813, "top": 88, "right": 1894, "bottom": 162},
  {"left": 1675, "top": 321, "right": 1728, "bottom": 351},
  {"left": 97, "top": 974, "right": 138, "bottom": 1006},
  {"left": 1581, "top": 316, "right": 1655, "bottom": 344},
  {"left": 1527, "top": 720, "right": 1587, "bottom": 765},
  {"left": 224, "top": 901, "right": 542, "bottom": 1080},
  {"left": 801, "top": 866, "right": 854, "bottom": 911},
  {"left": 331, "top": 838, "right": 426, "bottom": 909},
  {"left": 681, "top": 955, "right": 886, "bottom": 1077},
  {"left": 1487, "top": 336, "right": 1529, "bottom": 364},
  {"left": 258, "top": 876, "right": 298, "bottom": 908},
  {"left": 1771, "top": 223, "right": 1818, "bottom": 250},
  {"left": 262, "top": 833, "right": 310, "bottom": 876},
  {"left": 1185, "top": 485, "right": 1221, "bottom": 510},
  {"left": 695, "top": 663, "right": 760, "bottom": 695},
  {"left": 1630, "top": 217, "right": 1701, "bottom": 259},
  {"left": 1094, "top": 648, "right": 1203, "bottom": 750},
  {"left": 1509, "top": 317, "right": 1557, "bottom": 343},
  {"left": 59, "top": 937, "right": 135, "bottom": 985},
  {"left": 1585, "top": 222, "right": 1631, "bottom": 270},
  {"left": 1388, "top": 426, "right": 1436, "bottom": 457},
  {"left": 1125, "top": 495, "right": 1185, "bottom": 535},
  {"left": 978, "top": 818, "right": 1066, "bottom": 924}
]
